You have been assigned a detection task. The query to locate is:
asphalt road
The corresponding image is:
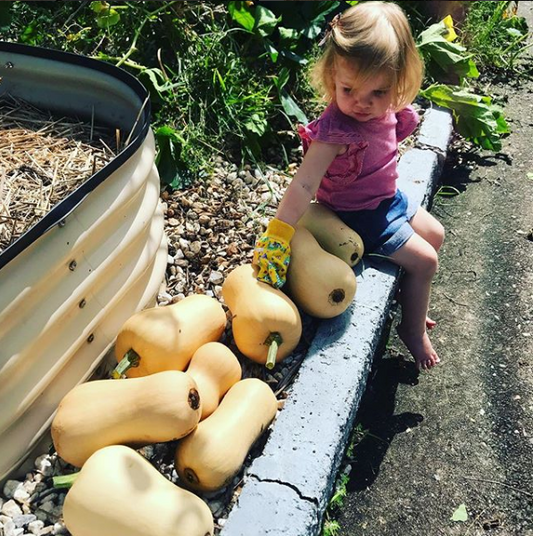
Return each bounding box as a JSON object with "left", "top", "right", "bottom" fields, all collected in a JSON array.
[{"left": 336, "top": 4, "right": 533, "bottom": 535}]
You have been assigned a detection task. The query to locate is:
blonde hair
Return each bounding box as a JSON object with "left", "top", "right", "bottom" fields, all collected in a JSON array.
[{"left": 311, "top": 1, "right": 423, "bottom": 111}]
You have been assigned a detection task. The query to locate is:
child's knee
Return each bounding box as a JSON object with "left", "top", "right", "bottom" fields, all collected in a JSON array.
[{"left": 415, "top": 248, "right": 439, "bottom": 278}]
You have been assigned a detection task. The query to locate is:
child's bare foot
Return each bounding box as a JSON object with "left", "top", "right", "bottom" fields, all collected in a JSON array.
[
  {"left": 396, "top": 324, "right": 440, "bottom": 371},
  {"left": 426, "top": 316, "right": 437, "bottom": 330}
]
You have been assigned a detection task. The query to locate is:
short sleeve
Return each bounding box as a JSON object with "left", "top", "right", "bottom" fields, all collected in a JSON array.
[{"left": 396, "top": 105, "right": 420, "bottom": 142}]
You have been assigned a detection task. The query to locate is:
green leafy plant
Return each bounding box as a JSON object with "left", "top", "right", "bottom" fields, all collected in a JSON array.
[
  {"left": 320, "top": 424, "right": 369, "bottom": 536},
  {"left": 417, "top": 16, "right": 479, "bottom": 84},
  {"left": 416, "top": 15, "right": 513, "bottom": 151},
  {"left": 420, "top": 84, "right": 509, "bottom": 151},
  {"left": 321, "top": 472, "right": 349, "bottom": 536},
  {"left": 462, "top": 1, "right": 530, "bottom": 71}
]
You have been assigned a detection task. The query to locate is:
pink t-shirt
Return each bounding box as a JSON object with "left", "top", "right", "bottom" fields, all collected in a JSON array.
[{"left": 298, "top": 103, "right": 419, "bottom": 211}]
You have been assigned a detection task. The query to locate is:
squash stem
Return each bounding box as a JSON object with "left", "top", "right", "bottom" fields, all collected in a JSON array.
[
  {"left": 53, "top": 473, "right": 79, "bottom": 489},
  {"left": 111, "top": 349, "right": 141, "bottom": 379},
  {"left": 264, "top": 332, "right": 283, "bottom": 370}
]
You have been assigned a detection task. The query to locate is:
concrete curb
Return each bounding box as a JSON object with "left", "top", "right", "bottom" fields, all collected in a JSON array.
[{"left": 220, "top": 106, "right": 454, "bottom": 536}]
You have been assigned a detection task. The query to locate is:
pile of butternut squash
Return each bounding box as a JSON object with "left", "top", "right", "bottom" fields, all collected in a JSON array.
[
  {"left": 50, "top": 202, "right": 361, "bottom": 535},
  {"left": 52, "top": 293, "right": 279, "bottom": 536}
]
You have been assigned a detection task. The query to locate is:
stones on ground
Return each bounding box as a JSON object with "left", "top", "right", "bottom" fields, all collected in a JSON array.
[{"left": 161, "top": 161, "right": 294, "bottom": 299}]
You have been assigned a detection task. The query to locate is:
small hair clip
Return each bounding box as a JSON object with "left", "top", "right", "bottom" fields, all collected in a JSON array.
[{"left": 318, "top": 13, "right": 341, "bottom": 47}]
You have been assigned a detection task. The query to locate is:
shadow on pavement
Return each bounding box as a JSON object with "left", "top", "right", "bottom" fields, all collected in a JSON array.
[{"left": 346, "top": 344, "right": 424, "bottom": 492}]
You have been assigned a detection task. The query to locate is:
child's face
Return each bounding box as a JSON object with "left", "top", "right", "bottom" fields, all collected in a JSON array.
[{"left": 334, "top": 59, "right": 394, "bottom": 122}]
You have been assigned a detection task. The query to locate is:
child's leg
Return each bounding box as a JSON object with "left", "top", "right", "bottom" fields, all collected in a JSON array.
[
  {"left": 389, "top": 233, "right": 440, "bottom": 371},
  {"left": 409, "top": 207, "right": 445, "bottom": 252},
  {"left": 409, "top": 207, "right": 445, "bottom": 329}
]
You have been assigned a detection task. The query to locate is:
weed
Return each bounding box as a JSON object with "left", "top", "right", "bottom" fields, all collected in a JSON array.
[
  {"left": 320, "top": 423, "right": 370, "bottom": 536},
  {"left": 461, "top": 1, "right": 530, "bottom": 72}
]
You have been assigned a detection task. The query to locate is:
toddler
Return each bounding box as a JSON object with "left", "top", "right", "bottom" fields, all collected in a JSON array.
[{"left": 253, "top": 1, "right": 444, "bottom": 371}]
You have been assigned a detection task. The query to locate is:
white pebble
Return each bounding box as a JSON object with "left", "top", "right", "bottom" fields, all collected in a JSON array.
[
  {"left": 13, "top": 514, "right": 36, "bottom": 528},
  {"left": 1, "top": 499, "right": 23, "bottom": 517},
  {"left": 22, "top": 480, "right": 38, "bottom": 495},
  {"left": 27, "top": 520, "right": 45, "bottom": 535},
  {"left": 53, "top": 521, "right": 68, "bottom": 535},
  {"left": 2, "top": 519, "right": 19, "bottom": 536},
  {"left": 157, "top": 291, "right": 172, "bottom": 306},
  {"left": 13, "top": 488, "right": 30, "bottom": 503},
  {"left": 208, "top": 271, "right": 224, "bottom": 285}
]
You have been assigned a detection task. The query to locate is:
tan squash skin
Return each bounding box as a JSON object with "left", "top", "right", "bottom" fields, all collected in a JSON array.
[
  {"left": 221, "top": 264, "right": 302, "bottom": 365},
  {"left": 186, "top": 342, "right": 242, "bottom": 420},
  {"left": 115, "top": 294, "right": 226, "bottom": 377},
  {"left": 63, "top": 445, "right": 214, "bottom": 536},
  {"left": 299, "top": 202, "right": 364, "bottom": 267},
  {"left": 285, "top": 226, "right": 357, "bottom": 319},
  {"left": 175, "top": 378, "right": 278, "bottom": 492},
  {"left": 52, "top": 371, "right": 201, "bottom": 467}
]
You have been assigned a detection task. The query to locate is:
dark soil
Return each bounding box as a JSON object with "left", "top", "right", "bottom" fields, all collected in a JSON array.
[{"left": 336, "top": 4, "right": 533, "bottom": 536}]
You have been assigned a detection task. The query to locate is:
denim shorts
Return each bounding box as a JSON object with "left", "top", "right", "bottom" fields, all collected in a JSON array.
[{"left": 336, "top": 189, "right": 417, "bottom": 257}]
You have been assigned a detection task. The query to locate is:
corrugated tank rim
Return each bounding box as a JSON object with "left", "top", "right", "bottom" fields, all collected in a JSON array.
[{"left": 0, "top": 41, "right": 151, "bottom": 271}]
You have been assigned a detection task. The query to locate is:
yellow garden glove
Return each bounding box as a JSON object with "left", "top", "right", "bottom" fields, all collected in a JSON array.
[{"left": 253, "top": 218, "right": 295, "bottom": 289}]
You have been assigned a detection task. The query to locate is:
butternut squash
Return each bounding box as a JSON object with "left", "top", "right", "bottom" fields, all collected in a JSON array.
[
  {"left": 221, "top": 264, "right": 302, "bottom": 369},
  {"left": 285, "top": 226, "right": 357, "bottom": 318},
  {"left": 52, "top": 371, "right": 201, "bottom": 467},
  {"left": 175, "top": 378, "right": 277, "bottom": 492},
  {"left": 113, "top": 294, "right": 226, "bottom": 378},
  {"left": 61, "top": 445, "right": 214, "bottom": 536},
  {"left": 299, "top": 202, "right": 364, "bottom": 267},
  {"left": 186, "top": 342, "right": 242, "bottom": 420}
]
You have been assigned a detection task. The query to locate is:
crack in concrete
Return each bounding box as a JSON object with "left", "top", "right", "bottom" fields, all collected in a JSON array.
[
  {"left": 415, "top": 142, "right": 447, "bottom": 161},
  {"left": 249, "top": 474, "right": 319, "bottom": 506}
]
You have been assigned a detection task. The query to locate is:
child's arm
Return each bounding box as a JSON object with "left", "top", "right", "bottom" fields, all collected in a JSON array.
[
  {"left": 253, "top": 141, "right": 340, "bottom": 288},
  {"left": 276, "top": 140, "right": 341, "bottom": 226}
]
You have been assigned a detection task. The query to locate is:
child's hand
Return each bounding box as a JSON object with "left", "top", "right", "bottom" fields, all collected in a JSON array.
[{"left": 252, "top": 218, "right": 295, "bottom": 289}]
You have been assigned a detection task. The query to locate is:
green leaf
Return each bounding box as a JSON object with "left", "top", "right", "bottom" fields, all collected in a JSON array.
[
  {"left": 90, "top": 1, "right": 108, "bottom": 14},
  {"left": 96, "top": 7, "right": 120, "bottom": 29},
  {"left": 451, "top": 503, "right": 468, "bottom": 522},
  {"left": 280, "top": 50, "right": 307, "bottom": 65},
  {"left": 420, "top": 84, "right": 509, "bottom": 151},
  {"left": 527, "top": 172, "right": 533, "bottom": 180},
  {"left": 278, "top": 26, "right": 299, "bottom": 43},
  {"left": 228, "top": 1, "right": 255, "bottom": 32},
  {"left": 279, "top": 89, "right": 308, "bottom": 123},
  {"left": 272, "top": 67, "right": 290, "bottom": 91},
  {"left": 418, "top": 18, "right": 457, "bottom": 47},
  {"left": 506, "top": 28, "right": 523, "bottom": 38},
  {"left": 254, "top": 5, "right": 281, "bottom": 38},
  {"left": 418, "top": 20, "right": 479, "bottom": 82},
  {"left": 244, "top": 113, "right": 268, "bottom": 137},
  {"left": 140, "top": 68, "right": 180, "bottom": 98},
  {"left": 263, "top": 39, "right": 279, "bottom": 63},
  {"left": 20, "top": 21, "right": 37, "bottom": 44},
  {"left": 154, "top": 126, "right": 193, "bottom": 190}
]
